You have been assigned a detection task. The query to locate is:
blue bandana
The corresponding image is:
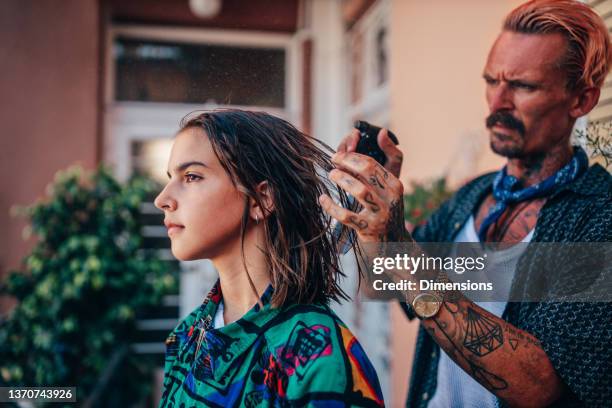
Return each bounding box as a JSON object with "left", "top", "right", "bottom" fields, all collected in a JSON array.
[{"left": 478, "top": 146, "right": 589, "bottom": 242}]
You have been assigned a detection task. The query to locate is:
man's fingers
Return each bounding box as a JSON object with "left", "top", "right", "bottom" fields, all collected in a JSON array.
[
  {"left": 377, "top": 128, "right": 403, "bottom": 178},
  {"left": 319, "top": 194, "right": 368, "bottom": 230},
  {"left": 346, "top": 129, "right": 360, "bottom": 152},
  {"left": 329, "top": 169, "right": 385, "bottom": 213},
  {"left": 336, "top": 129, "right": 360, "bottom": 153},
  {"left": 332, "top": 152, "right": 403, "bottom": 195},
  {"left": 332, "top": 152, "right": 383, "bottom": 180}
]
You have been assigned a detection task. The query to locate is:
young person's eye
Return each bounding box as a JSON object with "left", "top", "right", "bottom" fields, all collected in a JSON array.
[{"left": 184, "top": 174, "right": 202, "bottom": 183}]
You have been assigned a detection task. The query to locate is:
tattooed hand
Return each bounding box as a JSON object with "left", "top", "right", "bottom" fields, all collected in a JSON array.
[
  {"left": 319, "top": 151, "right": 410, "bottom": 244},
  {"left": 335, "top": 127, "right": 404, "bottom": 178}
]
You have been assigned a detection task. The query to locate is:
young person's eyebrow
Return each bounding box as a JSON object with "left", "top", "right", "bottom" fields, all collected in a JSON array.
[{"left": 166, "top": 161, "right": 208, "bottom": 179}]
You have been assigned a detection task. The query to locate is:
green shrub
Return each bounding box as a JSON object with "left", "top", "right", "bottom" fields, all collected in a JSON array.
[
  {"left": 403, "top": 177, "right": 453, "bottom": 225},
  {"left": 0, "top": 165, "right": 176, "bottom": 405}
]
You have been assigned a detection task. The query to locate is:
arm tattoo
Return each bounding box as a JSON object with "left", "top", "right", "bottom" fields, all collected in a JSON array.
[
  {"left": 462, "top": 307, "right": 504, "bottom": 357},
  {"left": 421, "top": 294, "right": 564, "bottom": 403},
  {"left": 431, "top": 313, "right": 509, "bottom": 391},
  {"left": 384, "top": 199, "right": 410, "bottom": 242}
]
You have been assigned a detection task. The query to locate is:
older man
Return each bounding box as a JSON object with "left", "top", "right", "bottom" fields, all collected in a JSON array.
[{"left": 320, "top": 0, "right": 611, "bottom": 406}]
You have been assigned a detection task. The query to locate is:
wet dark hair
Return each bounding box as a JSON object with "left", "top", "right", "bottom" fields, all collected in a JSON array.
[{"left": 179, "top": 109, "right": 361, "bottom": 307}]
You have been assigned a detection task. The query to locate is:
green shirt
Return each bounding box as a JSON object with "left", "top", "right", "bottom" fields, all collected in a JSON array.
[{"left": 159, "top": 281, "right": 384, "bottom": 407}]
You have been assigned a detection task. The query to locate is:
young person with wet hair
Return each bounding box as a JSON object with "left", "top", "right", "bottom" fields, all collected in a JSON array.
[
  {"left": 323, "top": 0, "right": 612, "bottom": 406},
  {"left": 154, "top": 109, "right": 384, "bottom": 407}
]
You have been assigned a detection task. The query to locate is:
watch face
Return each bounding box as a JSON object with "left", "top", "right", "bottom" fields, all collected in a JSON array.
[{"left": 413, "top": 293, "right": 442, "bottom": 319}]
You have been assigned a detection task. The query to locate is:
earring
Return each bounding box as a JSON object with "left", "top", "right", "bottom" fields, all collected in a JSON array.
[{"left": 255, "top": 215, "right": 259, "bottom": 224}]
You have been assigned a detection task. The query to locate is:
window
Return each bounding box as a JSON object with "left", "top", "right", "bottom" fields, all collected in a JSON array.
[{"left": 114, "top": 37, "right": 286, "bottom": 107}]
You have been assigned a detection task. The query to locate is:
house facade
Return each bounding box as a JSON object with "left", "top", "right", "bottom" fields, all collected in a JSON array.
[{"left": 2, "top": 0, "right": 610, "bottom": 405}]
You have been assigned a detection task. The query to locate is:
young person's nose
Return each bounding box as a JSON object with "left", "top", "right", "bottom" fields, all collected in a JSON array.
[{"left": 154, "top": 185, "right": 177, "bottom": 211}]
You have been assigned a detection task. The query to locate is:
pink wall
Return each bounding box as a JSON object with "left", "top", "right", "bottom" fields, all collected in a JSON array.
[{"left": 0, "top": 0, "right": 101, "bottom": 286}]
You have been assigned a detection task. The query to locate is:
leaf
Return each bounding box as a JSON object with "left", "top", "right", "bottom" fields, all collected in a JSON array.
[{"left": 0, "top": 165, "right": 178, "bottom": 400}]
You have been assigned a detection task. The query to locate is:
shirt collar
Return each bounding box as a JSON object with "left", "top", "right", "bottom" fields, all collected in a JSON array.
[
  {"left": 194, "top": 279, "right": 280, "bottom": 384},
  {"left": 476, "top": 163, "right": 610, "bottom": 201},
  {"left": 554, "top": 163, "right": 611, "bottom": 197}
]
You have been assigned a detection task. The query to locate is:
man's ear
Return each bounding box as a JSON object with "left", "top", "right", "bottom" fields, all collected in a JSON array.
[
  {"left": 569, "top": 87, "right": 600, "bottom": 119},
  {"left": 249, "top": 181, "right": 275, "bottom": 221}
]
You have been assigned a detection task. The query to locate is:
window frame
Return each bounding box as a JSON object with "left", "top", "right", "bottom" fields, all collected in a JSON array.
[{"left": 104, "top": 24, "right": 302, "bottom": 181}]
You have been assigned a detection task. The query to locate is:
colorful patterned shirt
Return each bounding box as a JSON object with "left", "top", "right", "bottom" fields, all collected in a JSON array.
[{"left": 159, "top": 281, "right": 384, "bottom": 407}]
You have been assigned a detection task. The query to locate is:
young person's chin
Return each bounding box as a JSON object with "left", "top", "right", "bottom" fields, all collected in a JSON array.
[{"left": 170, "top": 245, "right": 207, "bottom": 262}]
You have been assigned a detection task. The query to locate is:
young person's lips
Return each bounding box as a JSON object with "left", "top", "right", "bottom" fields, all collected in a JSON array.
[
  {"left": 164, "top": 222, "right": 185, "bottom": 236},
  {"left": 167, "top": 226, "right": 184, "bottom": 236}
]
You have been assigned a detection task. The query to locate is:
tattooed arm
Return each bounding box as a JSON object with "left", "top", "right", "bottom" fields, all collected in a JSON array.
[
  {"left": 419, "top": 288, "right": 564, "bottom": 406},
  {"left": 319, "top": 151, "right": 565, "bottom": 407}
]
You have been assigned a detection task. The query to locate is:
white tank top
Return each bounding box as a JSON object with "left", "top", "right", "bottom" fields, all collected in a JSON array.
[{"left": 428, "top": 216, "right": 533, "bottom": 408}]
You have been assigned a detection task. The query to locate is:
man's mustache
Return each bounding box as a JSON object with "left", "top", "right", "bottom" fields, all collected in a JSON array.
[{"left": 486, "top": 111, "right": 526, "bottom": 136}]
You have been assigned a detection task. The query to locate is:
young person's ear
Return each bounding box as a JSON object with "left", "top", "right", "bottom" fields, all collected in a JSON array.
[
  {"left": 569, "top": 87, "right": 600, "bottom": 119},
  {"left": 249, "top": 181, "right": 275, "bottom": 223}
]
